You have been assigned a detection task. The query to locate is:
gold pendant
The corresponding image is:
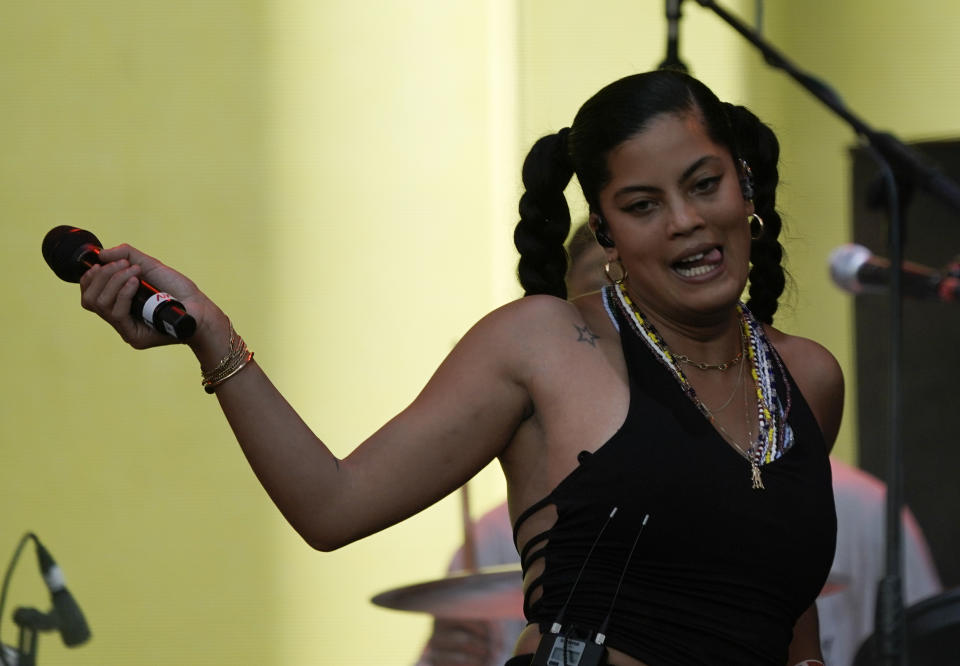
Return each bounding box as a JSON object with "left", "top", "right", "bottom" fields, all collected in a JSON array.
[{"left": 751, "top": 461, "right": 765, "bottom": 490}]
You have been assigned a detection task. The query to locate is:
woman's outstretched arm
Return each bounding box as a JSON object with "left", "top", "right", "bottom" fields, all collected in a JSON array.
[{"left": 79, "top": 242, "right": 537, "bottom": 551}]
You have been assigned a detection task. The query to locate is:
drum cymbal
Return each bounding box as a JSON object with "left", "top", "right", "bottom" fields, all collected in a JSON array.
[
  {"left": 371, "top": 564, "right": 524, "bottom": 620},
  {"left": 373, "top": 564, "right": 846, "bottom": 618}
]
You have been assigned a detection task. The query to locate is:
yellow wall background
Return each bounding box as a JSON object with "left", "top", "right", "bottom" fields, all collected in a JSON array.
[{"left": 2, "top": 1, "right": 959, "bottom": 663}]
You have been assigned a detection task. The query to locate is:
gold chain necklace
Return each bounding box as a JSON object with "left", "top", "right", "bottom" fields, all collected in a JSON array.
[
  {"left": 703, "top": 333, "right": 747, "bottom": 415},
  {"left": 672, "top": 347, "right": 743, "bottom": 372}
]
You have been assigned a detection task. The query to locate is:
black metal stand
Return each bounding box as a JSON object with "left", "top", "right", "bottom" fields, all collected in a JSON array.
[
  {"left": 690, "top": 0, "right": 960, "bottom": 213},
  {"left": 10, "top": 607, "right": 57, "bottom": 666},
  {"left": 868, "top": 152, "right": 908, "bottom": 666},
  {"left": 0, "top": 534, "right": 91, "bottom": 666},
  {"left": 658, "top": 0, "right": 690, "bottom": 72},
  {"left": 688, "top": 2, "right": 960, "bottom": 664},
  {"left": 14, "top": 627, "right": 34, "bottom": 666}
]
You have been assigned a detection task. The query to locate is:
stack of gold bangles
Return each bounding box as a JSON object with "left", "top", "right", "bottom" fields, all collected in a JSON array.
[{"left": 201, "top": 324, "right": 254, "bottom": 394}]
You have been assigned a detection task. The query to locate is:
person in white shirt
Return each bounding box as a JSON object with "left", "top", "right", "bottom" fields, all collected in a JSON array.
[{"left": 816, "top": 459, "right": 942, "bottom": 666}]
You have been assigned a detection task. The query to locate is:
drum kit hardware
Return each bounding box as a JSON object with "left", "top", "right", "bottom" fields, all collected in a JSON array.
[
  {"left": 371, "top": 485, "right": 524, "bottom": 620},
  {"left": 371, "top": 563, "right": 524, "bottom": 620}
]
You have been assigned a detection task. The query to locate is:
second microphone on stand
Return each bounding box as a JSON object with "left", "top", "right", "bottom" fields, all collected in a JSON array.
[{"left": 829, "top": 243, "right": 960, "bottom": 304}]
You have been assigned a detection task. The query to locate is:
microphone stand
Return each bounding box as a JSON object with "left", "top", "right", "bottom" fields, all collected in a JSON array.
[
  {"left": 0, "top": 534, "right": 91, "bottom": 666},
  {"left": 690, "top": 0, "right": 960, "bottom": 213},
  {"left": 658, "top": 0, "right": 689, "bottom": 72},
  {"left": 688, "top": 2, "right": 960, "bottom": 663},
  {"left": 868, "top": 152, "right": 907, "bottom": 666},
  {"left": 10, "top": 608, "right": 57, "bottom": 666}
]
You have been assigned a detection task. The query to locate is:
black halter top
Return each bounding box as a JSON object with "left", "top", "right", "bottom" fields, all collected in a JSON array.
[{"left": 512, "top": 288, "right": 837, "bottom": 665}]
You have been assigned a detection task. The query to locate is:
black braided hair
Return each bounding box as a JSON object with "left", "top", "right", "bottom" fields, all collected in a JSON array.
[
  {"left": 514, "top": 129, "right": 574, "bottom": 298},
  {"left": 724, "top": 103, "right": 786, "bottom": 324}
]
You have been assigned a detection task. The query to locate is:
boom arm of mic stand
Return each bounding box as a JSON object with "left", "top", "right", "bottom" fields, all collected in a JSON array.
[{"left": 690, "top": 0, "right": 960, "bottom": 213}]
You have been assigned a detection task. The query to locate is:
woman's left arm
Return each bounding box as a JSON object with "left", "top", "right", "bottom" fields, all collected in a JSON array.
[
  {"left": 786, "top": 603, "right": 824, "bottom": 665},
  {"left": 771, "top": 329, "right": 844, "bottom": 665}
]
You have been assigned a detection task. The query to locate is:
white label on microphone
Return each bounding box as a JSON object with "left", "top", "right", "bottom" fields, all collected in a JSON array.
[
  {"left": 141, "top": 292, "right": 174, "bottom": 329},
  {"left": 43, "top": 564, "right": 66, "bottom": 592}
]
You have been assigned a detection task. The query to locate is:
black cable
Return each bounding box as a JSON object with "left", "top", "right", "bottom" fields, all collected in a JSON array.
[
  {"left": 562, "top": 509, "right": 620, "bottom": 666},
  {"left": 0, "top": 533, "right": 37, "bottom": 666},
  {"left": 554, "top": 507, "right": 618, "bottom": 629},
  {"left": 562, "top": 513, "right": 651, "bottom": 665},
  {"left": 595, "top": 515, "right": 650, "bottom": 642},
  {"left": 533, "top": 507, "right": 618, "bottom": 666}
]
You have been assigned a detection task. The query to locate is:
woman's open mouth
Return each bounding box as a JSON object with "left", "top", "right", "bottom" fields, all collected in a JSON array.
[{"left": 672, "top": 247, "right": 723, "bottom": 278}]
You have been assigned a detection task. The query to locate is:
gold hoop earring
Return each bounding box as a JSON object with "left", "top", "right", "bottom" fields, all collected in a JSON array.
[
  {"left": 604, "top": 260, "right": 627, "bottom": 285},
  {"left": 749, "top": 213, "right": 764, "bottom": 240}
]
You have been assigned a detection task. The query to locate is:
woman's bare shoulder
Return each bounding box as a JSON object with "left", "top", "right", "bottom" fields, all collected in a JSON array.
[
  {"left": 484, "top": 292, "right": 584, "bottom": 324},
  {"left": 764, "top": 327, "right": 842, "bottom": 383},
  {"left": 468, "top": 292, "right": 609, "bottom": 354}
]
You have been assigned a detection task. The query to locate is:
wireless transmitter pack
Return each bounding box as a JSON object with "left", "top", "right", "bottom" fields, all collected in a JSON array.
[
  {"left": 531, "top": 623, "right": 607, "bottom": 666},
  {"left": 529, "top": 510, "right": 650, "bottom": 666}
]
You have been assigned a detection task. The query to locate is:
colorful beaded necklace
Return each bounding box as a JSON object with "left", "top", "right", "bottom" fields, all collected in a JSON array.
[{"left": 610, "top": 283, "right": 792, "bottom": 490}]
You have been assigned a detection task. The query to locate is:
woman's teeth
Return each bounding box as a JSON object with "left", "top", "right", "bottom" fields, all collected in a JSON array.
[
  {"left": 675, "top": 263, "right": 714, "bottom": 277},
  {"left": 674, "top": 250, "right": 720, "bottom": 277}
]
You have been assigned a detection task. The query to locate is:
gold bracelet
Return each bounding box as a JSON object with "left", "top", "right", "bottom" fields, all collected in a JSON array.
[
  {"left": 203, "top": 325, "right": 238, "bottom": 374},
  {"left": 201, "top": 324, "right": 255, "bottom": 394},
  {"left": 203, "top": 349, "right": 254, "bottom": 393},
  {"left": 202, "top": 331, "right": 244, "bottom": 382},
  {"left": 202, "top": 343, "right": 251, "bottom": 387}
]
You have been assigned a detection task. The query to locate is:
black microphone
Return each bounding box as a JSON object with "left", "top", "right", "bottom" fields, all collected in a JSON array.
[
  {"left": 829, "top": 243, "right": 960, "bottom": 303},
  {"left": 33, "top": 539, "right": 91, "bottom": 647},
  {"left": 42, "top": 226, "right": 196, "bottom": 339},
  {"left": 658, "top": 0, "right": 689, "bottom": 72}
]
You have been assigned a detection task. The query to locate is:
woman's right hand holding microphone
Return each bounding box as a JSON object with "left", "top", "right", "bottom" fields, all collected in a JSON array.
[{"left": 80, "top": 243, "right": 241, "bottom": 376}]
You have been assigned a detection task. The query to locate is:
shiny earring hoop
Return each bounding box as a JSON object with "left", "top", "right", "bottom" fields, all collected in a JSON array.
[
  {"left": 604, "top": 260, "right": 628, "bottom": 285},
  {"left": 749, "top": 213, "right": 765, "bottom": 240}
]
